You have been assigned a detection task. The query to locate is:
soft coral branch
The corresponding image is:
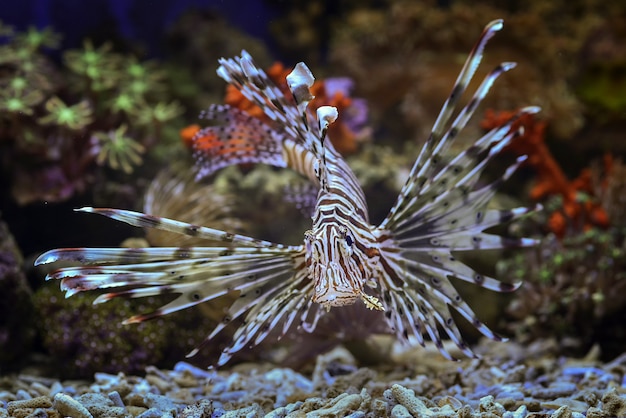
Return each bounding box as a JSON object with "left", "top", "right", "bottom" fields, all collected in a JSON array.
[{"left": 482, "top": 109, "right": 610, "bottom": 237}]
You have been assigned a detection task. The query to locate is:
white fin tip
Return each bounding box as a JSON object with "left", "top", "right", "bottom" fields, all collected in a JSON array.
[
  {"left": 317, "top": 106, "right": 338, "bottom": 131},
  {"left": 286, "top": 62, "right": 315, "bottom": 90},
  {"left": 487, "top": 19, "right": 503, "bottom": 31}
]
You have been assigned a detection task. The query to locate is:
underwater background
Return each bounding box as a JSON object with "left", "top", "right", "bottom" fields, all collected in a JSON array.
[{"left": 1, "top": 1, "right": 626, "bottom": 416}]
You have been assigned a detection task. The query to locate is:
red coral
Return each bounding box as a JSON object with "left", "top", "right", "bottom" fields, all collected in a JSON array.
[{"left": 481, "top": 109, "right": 610, "bottom": 238}]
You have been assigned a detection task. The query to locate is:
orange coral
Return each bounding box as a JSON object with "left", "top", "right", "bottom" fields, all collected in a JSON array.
[
  {"left": 180, "top": 124, "right": 201, "bottom": 148},
  {"left": 223, "top": 62, "right": 360, "bottom": 155},
  {"left": 481, "top": 109, "right": 610, "bottom": 238}
]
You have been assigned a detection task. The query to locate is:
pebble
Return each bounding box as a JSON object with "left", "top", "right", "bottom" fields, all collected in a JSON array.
[
  {"left": 53, "top": 393, "right": 93, "bottom": 418},
  {"left": 146, "top": 374, "right": 171, "bottom": 393},
  {"left": 306, "top": 393, "right": 364, "bottom": 417},
  {"left": 137, "top": 407, "right": 165, "bottom": 418},
  {"left": 173, "top": 361, "right": 215, "bottom": 379},
  {"left": 29, "top": 382, "right": 49, "bottom": 397},
  {"left": 502, "top": 404, "right": 527, "bottom": 418},
  {"left": 179, "top": 400, "right": 214, "bottom": 418},
  {"left": 479, "top": 395, "right": 506, "bottom": 415},
  {"left": 16, "top": 389, "right": 32, "bottom": 400},
  {"left": 265, "top": 401, "right": 302, "bottom": 418},
  {"left": 221, "top": 404, "right": 264, "bottom": 418},
  {"left": 550, "top": 405, "right": 572, "bottom": 418},
  {"left": 437, "top": 395, "right": 463, "bottom": 409},
  {"left": 390, "top": 404, "right": 413, "bottom": 418},
  {"left": 496, "top": 389, "right": 525, "bottom": 401},
  {"left": 49, "top": 382, "right": 64, "bottom": 397},
  {"left": 107, "top": 391, "right": 125, "bottom": 408},
  {"left": 601, "top": 387, "right": 626, "bottom": 416},
  {"left": 541, "top": 398, "right": 588, "bottom": 413},
  {"left": 390, "top": 384, "right": 433, "bottom": 417},
  {"left": 530, "top": 382, "right": 577, "bottom": 398},
  {"left": 6, "top": 396, "right": 52, "bottom": 414}
]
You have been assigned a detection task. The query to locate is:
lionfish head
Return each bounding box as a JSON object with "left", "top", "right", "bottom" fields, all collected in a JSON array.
[{"left": 305, "top": 224, "right": 384, "bottom": 311}]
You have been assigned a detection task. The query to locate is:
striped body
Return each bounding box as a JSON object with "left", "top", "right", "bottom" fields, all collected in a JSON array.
[
  {"left": 305, "top": 119, "right": 382, "bottom": 310},
  {"left": 37, "top": 20, "right": 540, "bottom": 365}
]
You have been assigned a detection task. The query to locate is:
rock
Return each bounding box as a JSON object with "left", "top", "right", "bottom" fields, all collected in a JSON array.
[
  {"left": 53, "top": 393, "right": 93, "bottom": 418},
  {"left": 390, "top": 384, "right": 433, "bottom": 417},
  {"left": 601, "top": 388, "right": 626, "bottom": 417},
  {"left": 390, "top": 404, "right": 412, "bottom": 418},
  {"left": 0, "top": 218, "right": 35, "bottom": 367}
]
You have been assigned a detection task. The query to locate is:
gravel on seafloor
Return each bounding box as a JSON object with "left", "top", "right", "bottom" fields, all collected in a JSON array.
[{"left": 1, "top": 339, "right": 626, "bottom": 418}]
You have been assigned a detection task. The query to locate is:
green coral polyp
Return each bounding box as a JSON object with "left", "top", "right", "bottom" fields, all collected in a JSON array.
[
  {"left": 94, "top": 125, "right": 146, "bottom": 173},
  {"left": 127, "top": 62, "right": 149, "bottom": 78},
  {"left": 15, "top": 26, "right": 61, "bottom": 50},
  {"left": 7, "top": 98, "right": 25, "bottom": 112},
  {"left": 110, "top": 93, "right": 136, "bottom": 114},
  {"left": 0, "top": 89, "right": 43, "bottom": 115},
  {"left": 127, "top": 79, "right": 150, "bottom": 96},
  {"left": 38, "top": 97, "right": 93, "bottom": 130},
  {"left": 10, "top": 76, "right": 27, "bottom": 91}
]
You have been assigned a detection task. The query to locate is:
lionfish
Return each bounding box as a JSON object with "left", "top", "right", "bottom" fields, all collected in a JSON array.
[{"left": 36, "top": 20, "right": 539, "bottom": 365}]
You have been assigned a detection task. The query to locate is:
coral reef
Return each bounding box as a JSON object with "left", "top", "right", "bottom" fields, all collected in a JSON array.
[
  {"left": 501, "top": 226, "right": 626, "bottom": 358},
  {"left": 0, "top": 22, "right": 185, "bottom": 205},
  {"left": 479, "top": 108, "right": 626, "bottom": 357},
  {"left": 0, "top": 0, "right": 624, "bottom": 398},
  {"left": 32, "top": 282, "right": 215, "bottom": 378},
  {"left": 498, "top": 156, "right": 626, "bottom": 357}
]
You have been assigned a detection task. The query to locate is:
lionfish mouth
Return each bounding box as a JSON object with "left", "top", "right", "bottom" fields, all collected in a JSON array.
[
  {"left": 313, "top": 290, "right": 384, "bottom": 312},
  {"left": 313, "top": 293, "right": 359, "bottom": 311}
]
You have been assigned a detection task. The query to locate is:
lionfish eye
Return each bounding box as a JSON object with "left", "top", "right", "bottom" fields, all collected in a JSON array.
[
  {"left": 338, "top": 226, "right": 353, "bottom": 246},
  {"left": 345, "top": 234, "right": 353, "bottom": 247}
]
